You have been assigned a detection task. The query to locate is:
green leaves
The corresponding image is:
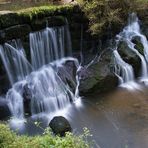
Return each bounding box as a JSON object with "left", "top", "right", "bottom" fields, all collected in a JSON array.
[
  {"left": 82, "top": 0, "right": 141, "bottom": 35},
  {"left": 0, "top": 123, "right": 92, "bottom": 148}
]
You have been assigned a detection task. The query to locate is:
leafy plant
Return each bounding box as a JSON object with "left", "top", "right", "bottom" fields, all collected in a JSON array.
[
  {"left": 0, "top": 123, "right": 92, "bottom": 148},
  {"left": 82, "top": 0, "right": 143, "bottom": 35}
]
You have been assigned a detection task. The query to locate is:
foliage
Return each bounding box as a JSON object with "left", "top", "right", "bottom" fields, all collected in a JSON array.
[
  {"left": 0, "top": 123, "right": 91, "bottom": 148},
  {"left": 82, "top": 0, "right": 147, "bottom": 35}
]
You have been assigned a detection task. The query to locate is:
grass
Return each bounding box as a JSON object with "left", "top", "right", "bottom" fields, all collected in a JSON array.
[
  {"left": 0, "top": 123, "right": 91, "bottom": 148},
  {"left": 0, "top": 0, "right": 62, "bottom": 11}
]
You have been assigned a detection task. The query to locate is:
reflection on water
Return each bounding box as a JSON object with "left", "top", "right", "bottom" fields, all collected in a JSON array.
[{"left": 10, "top": 88, "right": 148, "bottom": 148}]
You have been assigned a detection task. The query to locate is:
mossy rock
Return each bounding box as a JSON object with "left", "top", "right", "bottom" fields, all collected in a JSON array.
[
  {"left": 0, "top": 24, "right": 31, "bottom": 43},
  {"left": 0, "top": 12, "right": 19, "bottom": 29}
]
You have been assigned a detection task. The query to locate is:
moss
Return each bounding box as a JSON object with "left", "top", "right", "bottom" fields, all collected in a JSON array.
[
  {"left": 0, "top": 123, "right": 91, "bottom": 148},
  {"left": 0, "top": 5, "right": 80, "bottom": 30}
]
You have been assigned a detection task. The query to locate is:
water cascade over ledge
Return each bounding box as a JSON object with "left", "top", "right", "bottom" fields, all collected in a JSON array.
[
  {"left": 0, "top": 25, "right": 80, "bottom": 121},
  {"left": 113, "top": 13, "right": 148, "bottom": 89}
]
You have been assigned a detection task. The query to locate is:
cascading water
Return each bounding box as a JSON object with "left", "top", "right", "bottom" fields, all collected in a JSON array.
[
  {"left": 119, "top": 13, "right": 148, "bottom": 79},
  {"left": 0, "top": 24, "right": 80, "bottom": 121},
  {"left": 0, "top": 39, "right": 32, "bottom": 85},
  {"left": 113, "top": 13, "right": 148, "bottom": 88},
  {"left": 7, "top": 57, "right": 79, "bottom": 119},
  {"left": 113, "top": 49, "right": 134, "bottom": 84},
  {"left": 30, "top": 26, "right": 72, "bottom": 70}
]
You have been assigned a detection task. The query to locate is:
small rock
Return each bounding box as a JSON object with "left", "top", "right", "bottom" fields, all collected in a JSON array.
[{"left": 49, "top": 116, "right": 72, "bottom": 136}]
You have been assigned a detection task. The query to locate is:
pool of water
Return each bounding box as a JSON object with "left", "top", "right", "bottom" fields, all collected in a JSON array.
[{"left": 10, "top": 87, "right": 148, "bottom": 148}]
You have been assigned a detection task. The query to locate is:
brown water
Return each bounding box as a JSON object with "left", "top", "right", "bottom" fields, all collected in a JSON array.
[
  {"left": 10, "top": 87, "right": 148, "bottom": 148},
  {"left": 69, "top": 88, "right": 148, "bottom": 148}
]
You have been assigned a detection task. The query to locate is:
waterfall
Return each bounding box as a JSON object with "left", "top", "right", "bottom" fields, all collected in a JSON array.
[
  {"left": 0, "top": 24, "right": 80, "bottom": 120},
  {"left": 118, "top": 13, "right": 148, "bottom": 80},
  {"left": 113, "top": 50, "right": 134, "bottom": 84},
  {"left": 113, "top": 13, "right": 148, "bottom": 88},
  {"left": 7, "top": 57, "right": 79, "bottom": 119},
  {"left": 0, "top": 39, "right": 32, "bottom": 85},
  {"left": 30, "top": 26, "right": 72, "bottom": 70}
]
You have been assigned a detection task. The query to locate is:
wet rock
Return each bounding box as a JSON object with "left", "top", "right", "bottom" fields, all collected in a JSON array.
[
  {"left": 22, "top": 84, "right": 32, "bottom": 116},
  {"left": 132, "top": 36, "right": 144, "bottom": 55},
  {"left": 78, "top": 50, "right": 118, "bottom": 95},
  {"left": 78, "top": 63, "right": 118, "bottom": 95},
  {"left": 57, "top": 59, "right": 77, "bottom": 93},
  {"left": 118, "top": 40, "right": 141, "bottom": 77},
  {"left": 0, "top": 99, "right": 11, "bottom": 120},
  {"left": 49, "top": 116, "right": 72, "bottom": 136}
]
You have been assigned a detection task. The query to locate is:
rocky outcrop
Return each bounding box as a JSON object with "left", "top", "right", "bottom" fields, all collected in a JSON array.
[
  {"left": 78, "top": 50, "right": 118, "bottom": 95},
  {"left": 49, "top": 116, "right": 72, "bottom": 136}
]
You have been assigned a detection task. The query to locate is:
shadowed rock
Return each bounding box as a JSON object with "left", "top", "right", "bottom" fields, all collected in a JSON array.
[{"left": 49, "top": 116, "right": 72, "bottom": 136}]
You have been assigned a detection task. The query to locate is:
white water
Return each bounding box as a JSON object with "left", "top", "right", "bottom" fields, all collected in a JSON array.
[
  {"left": 30, "top": 26, "right": 72, "bottom": 70},
  {"left": 113, "top": 13, "right": 148, "bottom": 89},
  {"left": 113, "top": 50, "right": 134, "bottom": 84},
  {"left": 0, "top": 25, "right": 80, "bottom": 120},
  {"left": 7, "top": 57, "right": 79, "bottom": 119},
  {"left": 0, "top": 40, "right": 32, "bottom": 85},
  {"left": 119, "top": 13, "right": 148, "bottom": 79}
]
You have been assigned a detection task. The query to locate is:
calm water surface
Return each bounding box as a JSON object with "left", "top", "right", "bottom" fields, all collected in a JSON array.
[{"left": 10, "top": 88, "right": 148, "bottom": 148}]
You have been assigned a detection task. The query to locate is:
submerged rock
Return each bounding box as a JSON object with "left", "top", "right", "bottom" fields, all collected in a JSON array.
[
  {"left": 0, "top": 99, "right": 11, "bottom": 120},
  {"left": 49, "top": 116, "right": 72, "bottom": 136}
]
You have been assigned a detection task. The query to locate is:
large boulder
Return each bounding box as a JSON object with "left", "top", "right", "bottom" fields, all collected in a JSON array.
[
  {"left": 78, "top": 50, "right": 118, "bottom": 95},
  {"left": 49, "top": 116, "right": 72, "bottom": 136},
  {"left": 78, "top": 63, "right": 118, "bottom": 95},
  {"left": 118, "top": 40, "right": 141, "bottom": 77},
  {"left": 0, "top": 99, "right": 11, "bottom": 120}
]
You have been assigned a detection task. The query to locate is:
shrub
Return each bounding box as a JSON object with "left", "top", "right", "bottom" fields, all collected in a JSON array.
[
  {"left": 82, "top": 0, "right": 147, "bottom": 35},
  {"left": 0, "top": 123, "right": 91, "bottom": 148}
]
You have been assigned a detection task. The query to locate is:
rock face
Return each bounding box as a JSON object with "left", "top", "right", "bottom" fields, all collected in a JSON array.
[
  {"left": 0, "top": 99, "right": 11, "bottom": 120},
  {"left": 118, "top": 41, "right": 141, "bottom": 77},
  {"left": 49, "top": 116, "right": 72, "bottom": 136},
  {"left": 78, "top": 50, "right": 118, "bottom": 95}
]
